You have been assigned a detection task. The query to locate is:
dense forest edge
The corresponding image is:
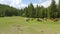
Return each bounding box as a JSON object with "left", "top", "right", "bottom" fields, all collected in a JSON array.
[{"left": 0, "top": 0, "right": 60, "bottom": 19}]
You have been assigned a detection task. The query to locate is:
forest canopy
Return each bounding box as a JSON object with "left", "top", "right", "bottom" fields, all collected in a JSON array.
[{"left": 0, "top": 0, "right": 60, "bottom": 19}]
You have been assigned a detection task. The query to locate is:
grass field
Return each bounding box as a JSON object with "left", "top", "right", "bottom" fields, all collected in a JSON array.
[{"left": 0, "top": 16, "right": 60, "bottom": 34}]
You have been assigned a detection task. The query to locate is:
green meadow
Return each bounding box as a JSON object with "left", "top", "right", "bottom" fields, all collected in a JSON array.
[{"left": 0, "top": 16, "right": 60, "bottom": 34}]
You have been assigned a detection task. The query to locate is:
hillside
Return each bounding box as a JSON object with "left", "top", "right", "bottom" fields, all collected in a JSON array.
[{"left": 0, "top": 4, "right": 20, "bottom": 17}]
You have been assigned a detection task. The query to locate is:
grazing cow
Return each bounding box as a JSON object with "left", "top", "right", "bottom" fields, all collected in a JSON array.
[
  {"left": 43, "top": 18, "right": 47, "bottom": 20},
  {"left": 24, "top": 18, "right": 30, "bottom": 22},
  {"left": 37, "top": 18, "right": 42, "bottom": 22},
  {"left": 54, "top": 19, "right": 58, "bottom": 22},
  {"left": 51, "top": 18, "right": 58, "bottom": 22},
  {"left": 26, "top": 18, "right": 30, "bottom": 21}
]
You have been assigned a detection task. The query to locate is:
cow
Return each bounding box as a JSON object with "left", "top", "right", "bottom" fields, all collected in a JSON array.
[
  {"left": 51, "top": 18, "right": 58, "bottom": 22},
  {"left": 43, "top": 18, "right": 47, "bottom": 20},
  {"left": 37, "top": 18, "right": 42, "bottom": 22},
  {"left": 54, "top": 18, "right": 58, "bottom": 22},
  {"left": 24, "top": 18, "right": 30, "bottom": 22}
]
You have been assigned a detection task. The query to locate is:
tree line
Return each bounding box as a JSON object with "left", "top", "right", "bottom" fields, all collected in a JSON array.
[{"left": 0, "top": 0, "right": 60, "bottom": 19}]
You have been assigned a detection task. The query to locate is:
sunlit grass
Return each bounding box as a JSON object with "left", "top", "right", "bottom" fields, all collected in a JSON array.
[{"left": 0, "top": 16, "right": 60, "bottom": 34}]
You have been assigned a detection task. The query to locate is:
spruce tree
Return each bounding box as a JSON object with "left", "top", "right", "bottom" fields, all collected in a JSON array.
[
  {"left": 58, "top": 0, "right": 60, "bottom": 18},
  {"left": 50, "top": 0, "right": 57, "bottom": 18},
  {"left": 28, "top": 3, "right": 34, "bottom": 18}
]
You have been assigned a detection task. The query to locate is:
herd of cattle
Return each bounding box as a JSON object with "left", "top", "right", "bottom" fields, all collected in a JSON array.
[{"left": 24, "top": 18, "right": 59, "bottom": 22}]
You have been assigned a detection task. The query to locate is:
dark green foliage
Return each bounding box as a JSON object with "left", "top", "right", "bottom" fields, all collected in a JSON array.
[
  {"left": 35, "top": 5, "right": 40, "bottom": 18},
  {"left": 50, "top": 0, "right": 58, "bottom": 18},
  {"left": 28, "top": 3, "right": 35, "bottom": 18},
  {"left": 58, "top": 0, "right": 60, "bottom": 18},
  {"left": 0, "top": 0, "right": 60, "bottom": 19},
  {"left": 0, "top": 4, "right": 20, "bottom": 17}
]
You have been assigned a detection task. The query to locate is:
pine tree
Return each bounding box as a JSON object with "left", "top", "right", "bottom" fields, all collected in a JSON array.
[
  {"left": 58, "top": 0, "right": 60, "bottom": 18},
  {"left": 35, "top": 5, "right": 40, "bottom": 18},
  {"left": 28, "top": 3, "right": 34, "bottom": 18},
  {"left": 50, "top": 0, "right": 57, "bottom": 18}
]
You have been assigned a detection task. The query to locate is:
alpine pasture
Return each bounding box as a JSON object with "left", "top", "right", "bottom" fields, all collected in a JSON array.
[{"left": 0, "top": 16, "right": 60, "bottom": 34}]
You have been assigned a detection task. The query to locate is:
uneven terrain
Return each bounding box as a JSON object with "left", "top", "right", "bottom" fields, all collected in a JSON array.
[{"left": 0, "top": 16, "right": 60, "bottom": 34}]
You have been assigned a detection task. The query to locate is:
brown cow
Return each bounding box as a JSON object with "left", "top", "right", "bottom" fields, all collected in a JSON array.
[
  {"left": 24, "top": 18, "right": 30, "bottom": 22},
  {"left": 51, "top": 18, "right": 58, "bottom": 22},
  {"left": 37, "top": 18, "right": 42, "bottom": 22}
]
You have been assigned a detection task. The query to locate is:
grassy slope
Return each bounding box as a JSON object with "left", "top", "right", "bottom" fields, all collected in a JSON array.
[{"left": 0, "top": 16, "right": 60, "bottom": 34}]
